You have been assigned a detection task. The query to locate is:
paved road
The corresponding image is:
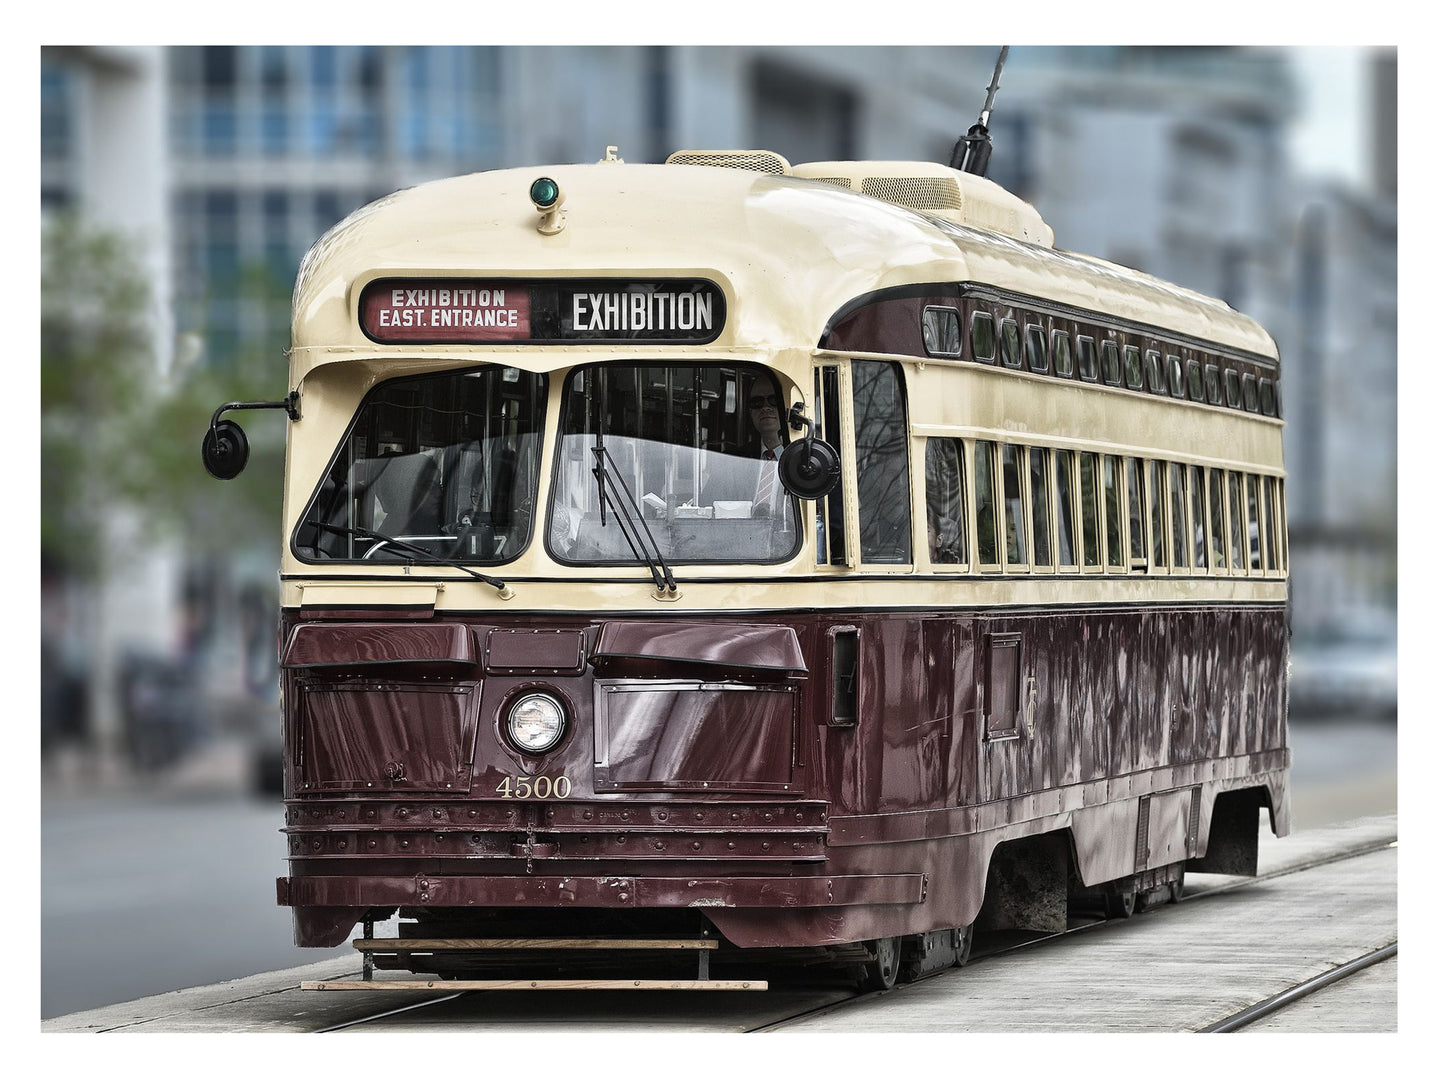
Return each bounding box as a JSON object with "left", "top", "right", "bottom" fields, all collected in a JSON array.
[{"left": 40, "top": 719, "right": 1396, "bottom": 1020}]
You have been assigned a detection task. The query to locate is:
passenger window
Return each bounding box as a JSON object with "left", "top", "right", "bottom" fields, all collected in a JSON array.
[
  {"left": 1026, "top": 324, "right": 1048, "bottom": 373},
  {"left": 1228, "top": 472, "right": 1245, "bottom": 570},
  {"left": 1168, "top": 462, "right": 1189, "bottom": 570},
  {"left": 852, "top": 360, "right": 911, "bottom": 564},
  {"left": 1168, "top": 354, "right": 1185, "bottom": 398},
  {"left": 1145, "top": 350, "right": 1164, "bottom": 393},
  {"left": 985, "top": 633, "right": 1023, "bottom": 739},
  {"left": 1000, "top": 319, "right": 1022, "bottom": 369},
  {"left": 974, "top": 441, "right": 1000, "bottom": 567},
  {"left": 1225, "top": 368, "right": 1242, "bottom": 408},
  {"left": 1123, "top": 344, "right": 1143, "bottom": 389},
  {"left": 1260, "top": 378, "right": 1277, "bottom": 417},
  {"left": 1101, "top": 340, "right": 1121, "bottom": 385},
  {"left": 1029, "top": 447, "right": 1052, "bottom": 567},
  {"left": 1208, "top": 468, "right": 1226, "bottom": 571},
  {"left": 1002, "top": 444, "right": 1028, "bottom": 568},
  {"left": 924, "top": 438, "right": 967, "bottom": 565},
  {"left": 1187, "top": 358, "right": 1205, "bottom": 402},
  {"left": 1247, "top": 474, "right": 1262, "bottom": 571},
  {"left": 1263, "top": 476, "right": 1279, "bottom": 572},
  {"left": 1127, "top": 457, "right": 1146, "bottom": 569},
  {"left": 1053, "top": 328, "right": 1073, "bottom": 377},
  {"left": 1102, "top": 455, "right": 1124, "bottom": 568},
  {"left": 1077, "top": 335, "right": 1098, "bottom": 382},
  {"left": 1205, "top": 364, "right": 1222, "bottom": 405},
  {"left": 815, "top": 365, "right": 846, "bottom": 565},
  {"left": 1055, "top": 449, "right": 1077, "bottom": 567},
  {"left": 971, "top": 310, "right": 997, "bottom": 362},
  {"left": 1190, "top": 465, "right": 1208, "bottom": 570},
  {"left": 1149, "top": 460, "right": 1167, "bottom": 570},
  {"left": 1079, "top": 452, "right": 1101, "bottom": 568},
  {"left": 1243, "top": 373, "right": 1260, "bottom": 412},
  {"left": 921, "top": 306, "right": 963, "bottom": 358}
]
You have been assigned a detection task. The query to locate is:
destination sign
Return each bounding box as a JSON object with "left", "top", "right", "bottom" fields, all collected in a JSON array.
[{"left": 360, "top": 279, "right": 725, "bottom": 345}]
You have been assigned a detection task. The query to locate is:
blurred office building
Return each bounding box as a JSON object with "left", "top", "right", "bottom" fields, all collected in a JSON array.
[{"left": 40, "top": 45, "right": 1397, "bottom": 776}]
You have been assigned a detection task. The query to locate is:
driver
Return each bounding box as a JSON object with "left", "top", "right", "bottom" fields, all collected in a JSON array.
[{"left": 744, "top": 379, "right": 789, "bottom": 518}]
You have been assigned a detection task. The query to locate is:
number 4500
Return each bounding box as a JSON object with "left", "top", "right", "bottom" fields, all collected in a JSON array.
[{"left": 495, "top": 775, "right": 572, "bottom": 799}]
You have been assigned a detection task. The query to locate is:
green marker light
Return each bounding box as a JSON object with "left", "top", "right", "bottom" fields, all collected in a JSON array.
[{"left": 530, "top": 177, "right": 560, "bottom": 209}]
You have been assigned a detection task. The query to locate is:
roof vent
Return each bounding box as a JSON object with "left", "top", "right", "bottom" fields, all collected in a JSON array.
[
  {"left": 665, "top": 149, "right": 792, "bottom": 175},
  {"left": 793, "top": 160, "right": 1054, "bottom": 247}
]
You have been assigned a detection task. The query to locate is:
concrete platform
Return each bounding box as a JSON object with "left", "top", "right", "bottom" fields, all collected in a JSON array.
[{"left": 43, "top": 814, "right": 1397, "bottom": 1034}]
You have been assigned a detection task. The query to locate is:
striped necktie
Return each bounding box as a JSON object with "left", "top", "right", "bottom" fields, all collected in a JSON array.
[{"left": 755, "top": 447, "right": 778, "bottom": 515}]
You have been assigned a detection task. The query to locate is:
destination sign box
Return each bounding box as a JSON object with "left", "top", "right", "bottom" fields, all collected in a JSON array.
[{"left": 360, "top": 278, "right": 725, "bottom": 345}]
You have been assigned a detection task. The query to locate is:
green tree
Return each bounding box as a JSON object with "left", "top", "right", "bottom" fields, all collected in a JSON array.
[{"left": 42, "top": 217, "right": 294, "bottom": 579}]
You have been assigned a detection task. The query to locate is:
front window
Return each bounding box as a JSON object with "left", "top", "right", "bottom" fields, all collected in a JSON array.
[
  {"left": 548, "top": 363, "right": 799, "bottom": 564},
  {"left": 295, "top": 365, "right": 547, "bottom": 564}
]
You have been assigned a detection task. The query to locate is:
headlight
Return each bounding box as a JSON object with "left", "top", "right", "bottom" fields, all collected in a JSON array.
[{"left": 506, "top": 692, "right": 567, "bottom": 754}]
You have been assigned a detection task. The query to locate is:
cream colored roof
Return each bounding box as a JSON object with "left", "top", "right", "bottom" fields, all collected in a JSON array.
[{"left": 289, "top": 161, "right": 1276, "bottom": 385}]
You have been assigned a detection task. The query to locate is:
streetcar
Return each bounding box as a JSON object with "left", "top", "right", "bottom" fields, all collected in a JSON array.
[{"left": 204, "top": 141, "right": 1289, "bottom": 991}]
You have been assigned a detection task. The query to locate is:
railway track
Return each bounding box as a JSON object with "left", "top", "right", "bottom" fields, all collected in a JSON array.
[{"left": 312, "top": 836, "right": 1398, "bottom": 1034}]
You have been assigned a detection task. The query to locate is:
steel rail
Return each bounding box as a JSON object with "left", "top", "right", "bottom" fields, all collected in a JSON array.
[
  {"left": 1199, "top": 942, "right": 1398, "bottom": 1033},
  {"left": 312, "top": 835, "right": 1397, "bottom": 1034},
  {"left": 746, "top": 836, "right": 1397, "bottom": 1033}
]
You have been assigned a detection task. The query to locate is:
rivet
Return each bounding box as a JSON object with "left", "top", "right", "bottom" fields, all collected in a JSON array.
[
  {"left": 654, "top": 841, "right": 664, "bottom": 850},
  {"left": 368, "top": 840, "right": 377, "bottom": 850},
  {"left": 338, "top": 841, "right": 348, "bottom": 851},
  {"left": 435, "top": 834, "right": 444, "bottom": 843},
  {"left": 658, "top": 812, "right": 667, "bottom": 821},
  {"left": 471, "top": 835, "right": 481, "bottom": 844},
  {"left": 619, "top": 892, "right": 628, "bottom": 901},
  {"left": 727, "top": 842, "right": 735, "bottom": 849},
  {"left": 617, "top": 835, "right": 626, "bottom": 844},
  {"left": 400, "top": 840, "right": 409, "bottom": 849},
  {"left": 695, "top": 812, "right": 704, "bottom": 821},
  {"left": 469, "top": 809, "right": 477, "bottom": 818},
  {"left": 580, "top": 835, "right": 589, "bottom": 843},
  {"left": 583, "top": 810, "right": 593, "bottom": 820},
  {"left": 796, "top": 813, "right": 804, "bottom": 822},
  {"left": 730, "top": 813, "right": 739, "bottom": 821},
  {"left": 311, "top": 840, "right": 322, "bottom": 851},
  {"left": 433, "top": 809, "right": 443, "bottom": 819},
  {"left": 692, "top": 842, "right": 701, "bottom": 851},
  {"left": 764, "top": 813, "right": 773, "bottom": 822},
  {"left": 761, "top": 842, "right": 770, "bottom": 850}
]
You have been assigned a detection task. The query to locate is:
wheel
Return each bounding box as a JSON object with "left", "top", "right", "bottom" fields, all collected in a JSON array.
[
  {"left": 951, "top": 924, "right": 974, "bottom": 967},
  {"left": 858, "top": 936, "right": 901, "bottom": 991},
  {"left": 1103, "top": 886, "right": 1135, "bottom": 919}
]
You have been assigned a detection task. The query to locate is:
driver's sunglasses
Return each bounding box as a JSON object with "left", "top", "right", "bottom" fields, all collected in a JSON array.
[{"left": 748, "top": 394, "right": 779, "bottom": 409}]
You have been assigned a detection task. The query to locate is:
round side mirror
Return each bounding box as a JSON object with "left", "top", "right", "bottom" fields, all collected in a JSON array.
[
  {"left": 201, "top": 419, "right": 250, "bottom": 480},
  {"left": 777, "top": 438, "right": 841, "bottom": 501}
]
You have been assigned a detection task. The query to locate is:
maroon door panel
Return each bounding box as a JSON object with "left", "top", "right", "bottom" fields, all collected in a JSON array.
[
  {"left": 594, "top": 681, "right": 797, "bottom": 793},
  {"left": 297, "top": 680, "right": 479, "bottom": 792}
]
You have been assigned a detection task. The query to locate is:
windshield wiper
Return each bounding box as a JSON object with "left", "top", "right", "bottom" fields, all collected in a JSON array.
[
  {"left": 306, "top": 521, "right": 513, "bottom": 598},
  {"left": 590, "top": 446, "right": 677, "bottom": 594}
]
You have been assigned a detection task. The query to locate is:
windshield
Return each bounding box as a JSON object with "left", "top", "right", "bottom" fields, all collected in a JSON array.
[
  {"left": 548, "top": 364, "right": 799, "bottom": 564},
  {"left": 295, "top": 366, "right": 546, "bottom": 564}
]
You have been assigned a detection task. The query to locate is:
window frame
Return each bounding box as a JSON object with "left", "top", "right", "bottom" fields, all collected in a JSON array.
[
  {"left": 970, "top": 309, "right": 997, "bottom": 363},
  {"left": 1204, "top": 363, "right": 1223, "bottom": 405},
  {"left": 1168, "top": 461, "right": 1190, "bottom": 573},
  {"left": 1052, "top": 327, "right": 1074, "bottom": 377},
  {"left": 999, "top": 318, "right": 1023, "bottom": 370},
  {"left": 1260, "top": 377, "right": 1278, "bottom": 417},
  {"left": 1243, "top": 372, "right": 1260, "bottom": 413},
  {"left": 1028, "top": 445, "right": 1055, "bottom": 573},
  {"left": 1167, "top": 353, "right": 1186, "bottom": 398},
  {"left": 1224, "top": 367, "right": 1242, "bottom": 409},
  {"left": 921, "top": 305, "right": 963, "bottom": 359},
  {"left": 1078, "top": 450, "right": 1104, "bottom": 573},
  {"left": 922, "top": 436, "right": 969, "bottom": 570},
  {"left": 1076, "top": 334, "right": 1099, "bottom": 383},
  {"left": 1102, "top": 454, "right": 1128, "bottom": 574},
  {"left": 1101, "top": 339, "right": 1122, "bottom": 386},
  {"left": 971, "top": 439, "right": 1003, "bottom": 573},
  {"left": 1189, "top": 464, "right": 1209, "bottom": 572},
  {"left": 1123, "top": 343, "right": 1144, "bottom": 390},
  {"left": 1147, "top": 458, "right": 1168, "bottom": 574},
  {"left": 1001, "top": 442, "right": 1031, "bottom": 574},
  {"left": 1025, "top": 322, "right": 1049, "bottom": 374},
  {"left": 1053, "top": 447, "right": 1080, "bottom": 573},
  {"left": 850, "top": 358, "right": 914, "bottom": 569},
  {"left": 1145, "top": 349, "right": 1165, "bottom": 394},
  {"left": 1187, "top": 357, "right": 1205, "bottom": 402},
  {"left": 1126, "top": 456, "right": 1147, "bottom": 571}
]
